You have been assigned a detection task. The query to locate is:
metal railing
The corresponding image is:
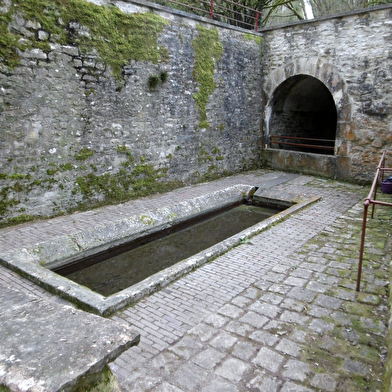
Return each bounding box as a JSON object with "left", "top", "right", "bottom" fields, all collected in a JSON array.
[
  {"left": 150, "top": 0, "right": 261, "bottom": 30},
  {"left": 270, "top": 135, "right": 335, "bottom": 151},
  {"left": 356, "top": 150, "right": 392, "bottom": 291}
]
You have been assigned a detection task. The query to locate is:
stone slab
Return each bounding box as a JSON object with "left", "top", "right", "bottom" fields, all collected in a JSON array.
[
  {"left": 254, "top": 172, "right": 299, "bottom": 190},
  {"left": 0, "top": 284, "right": 139, "bottom": 392}
]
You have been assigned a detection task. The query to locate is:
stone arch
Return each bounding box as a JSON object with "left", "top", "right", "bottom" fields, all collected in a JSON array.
[{"left": 262, "top": 59, "right": 352, "bottom": 156}]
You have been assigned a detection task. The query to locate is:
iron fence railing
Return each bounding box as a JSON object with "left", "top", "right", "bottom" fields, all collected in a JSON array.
[
  {"left": 150, "top": 0, "right": 261, "bottom": 30},
  {"left": 270, "top": 135, "right": 335, "bottom": 151},
  {"left": 147, "top": 1, "right": 392, "bottom": 30},
  {"left": 356, "top": 150, "right": 392, "bottom": 291}
]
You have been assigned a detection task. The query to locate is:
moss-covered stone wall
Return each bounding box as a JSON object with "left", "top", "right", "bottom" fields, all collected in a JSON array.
[{"left": 0, "top": 0, "right": 263, "bottom": 227}]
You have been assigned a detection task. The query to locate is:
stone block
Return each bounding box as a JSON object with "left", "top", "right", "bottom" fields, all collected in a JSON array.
[
  {"left": 215, "top": 358, "right": 251, "bottom": 383},
  {"left": 38, "top": 30, "right": 49, "bottom": 41},
  {"left": 192, "top": 347, "right": 226, "bottom": 369},
  {"left": 61, "top": 45, "right": 80, "bottom": 57},
  {"left": 18, "top": 48, "right": 47, "bottom": 60},
  {"left": 171, "top": 363, "right": 209, "bottom": 391},
  {"left": 252, "top": 347, "right": 285, "bottom": 373},
  {"left": 282, "top": 359, "right": 311, "bottom": 382},
  {"left": 0, "top": 285, "right": 139, "bottom": 392},
  {"left": 310, "top": 373, "right": 337, "bottom": 392}
]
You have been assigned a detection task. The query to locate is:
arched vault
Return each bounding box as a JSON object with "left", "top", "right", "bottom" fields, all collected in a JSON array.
[{"left": 262, "top": 60, "right": 351, "bottom": 156}]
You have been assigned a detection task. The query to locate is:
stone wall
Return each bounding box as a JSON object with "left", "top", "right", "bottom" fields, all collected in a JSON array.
[
  {"left": 0, "top": 0, "right": 263, "bottom": 226},
  {"left": 260, "top": 5, "right": 392, "bottom": 183},
  {"left": 1, "top": 1, "right": 392, "bottom": 226}
]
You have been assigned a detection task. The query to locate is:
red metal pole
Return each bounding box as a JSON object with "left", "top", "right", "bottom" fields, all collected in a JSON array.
[
  {"left": 210, "top": 0, "right": 213, "bottom": 19},
  {"left": 255, "top": 11, "right": 259, "bottom": 31},
  {"left": 356, "top": 201, "right": 369, "bottom": 292}
]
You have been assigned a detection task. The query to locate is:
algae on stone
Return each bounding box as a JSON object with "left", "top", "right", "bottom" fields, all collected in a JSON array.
[
  {"left": 192, "top": 25, "right": 223, "bottom": 129},
  {"left": 1, "top": 0, "right": 169, "bottom": 80}
]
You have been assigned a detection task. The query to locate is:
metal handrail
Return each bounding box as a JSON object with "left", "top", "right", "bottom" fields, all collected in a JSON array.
[
  {"left": 270, "top": 135, "right": 335, "bottom": 151},
  {"left": 356, "top": 150, "right": 392, "bottom": 291},
  {"left": 150, "top": 0, "right": 261, "bottom": 30}
]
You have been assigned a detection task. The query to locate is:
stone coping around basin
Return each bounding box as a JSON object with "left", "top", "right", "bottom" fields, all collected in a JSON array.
[
  {"left": 0, "top": 284, "right": 140, "bottom": 392},
  {"left": 0, "top": 184, "right": 320, "bottom": 316}
]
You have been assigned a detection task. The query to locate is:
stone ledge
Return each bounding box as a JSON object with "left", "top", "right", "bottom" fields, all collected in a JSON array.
[{"left": 0, "top": 284, "right": 139, "bottom": 392}]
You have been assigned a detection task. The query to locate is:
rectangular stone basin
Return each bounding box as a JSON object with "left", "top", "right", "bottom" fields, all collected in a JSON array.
[{"left": 0, "top": 184, "right": 319, "bottom": 316}]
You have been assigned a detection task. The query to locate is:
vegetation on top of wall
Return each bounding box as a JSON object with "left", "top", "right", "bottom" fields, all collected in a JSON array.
[
  {"left": 192, "top": 25, "right": 223, "bottom": 128},
  {"left": 0, "top": 0, "right": 169, "bottom": 80}
]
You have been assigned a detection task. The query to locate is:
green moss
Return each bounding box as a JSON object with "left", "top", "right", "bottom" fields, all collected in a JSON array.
[
  {"left": 72, "top": 365, "right": 120, "bottom": 392},
  {"left": 141, "top": 215, "right": 154, "bottom": 225},
  {"left": 0, "top": 213, "right": 36, "bottom": 228},
  {"left": 46, "top": 168, "right": 59, "bottom": 175},
  {"left": 74, "top": 162, "right": 171, "bottom": 204},
  {"left": 0, "top": 173, "right": 7, "bottom": 179},
  {"left": 8, "top": 173, "right": 25, "bottom": 180},
  {"left": 120, "top": 156, "right": 135, "bottom": 167},
  {"left": 0, "top": 186, "right": 20, "bottom": 215},
  {"left": 243, "top": 32, "right": 263, "bottom": 46},
  {"left": 117, "top": 145, "right": 135, "bottom": 166},
  {"left": 116, "top": 144, "right": 128, "bottom": 154},
  {"left": 199, "top": 165, "right": 231, "bottom": 182},
  {"left": 75, "top": 147, "right": 94, "bottom": 160},
  {"left": 167, "top": 212, "right": 177, "bottom": 220},
  {"left": 1, "top": 0, "right": 169, "bottom": 80},
  {"left": 211, "top": 146, "right": 221, "bottom": 154},
  {"left": 59, "top": 163, "right": 74, "bottom": 171},
  {"left": 160, "top": 70, "right": 168, "bottom": 83},
  {"left": 0, "top": 3, "right": 27, "bottom": 68},
  {"left": 148, "top": 74, "right": 160, "bottom": 90},
  {"left": 341, "top": 301, "right": 374, "bottom": 319},
  {"left": 198, "top": 150, "right": 213, "bottom": 164},
  {"left": 12, "top": 182, "right": 23, "bottom": 192},
  {"left": 192, "top": 25, "right": 223, "bottom": 128},
  {"left": 148, "top": 70, "right": 168, "bottom": 90}
]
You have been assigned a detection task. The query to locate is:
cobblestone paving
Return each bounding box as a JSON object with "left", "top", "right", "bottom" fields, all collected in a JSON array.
[{"left": 0, "top": 170, "right": 390, "bottom": 392}]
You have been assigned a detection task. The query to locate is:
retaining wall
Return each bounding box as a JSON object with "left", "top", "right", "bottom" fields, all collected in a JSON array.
[
  {"left": 0, "top": 0, "right": 263, "bottom": 225},
  {"left": 1, "top": 1, "right": 392, "bottom": 225}
]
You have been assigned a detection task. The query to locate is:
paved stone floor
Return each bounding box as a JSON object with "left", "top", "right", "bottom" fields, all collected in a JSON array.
[{"left": 0, "top": 170, "right": 391, "bottom": 392}]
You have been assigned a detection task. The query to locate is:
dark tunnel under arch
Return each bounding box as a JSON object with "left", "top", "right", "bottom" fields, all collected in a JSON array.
[{"left": 268, "top": 75, "right": 337, "bottom": 155}]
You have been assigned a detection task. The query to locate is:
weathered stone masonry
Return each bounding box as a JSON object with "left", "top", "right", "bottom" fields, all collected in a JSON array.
[
  {"left": 0, "top": 1, "right": 392, "bottom": 226},
  {"left": 0, "top": 0, "right": 262, "bottom": 225},
  {"left": 260, "top": 6, "right": 392, "bottom": 182}
]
